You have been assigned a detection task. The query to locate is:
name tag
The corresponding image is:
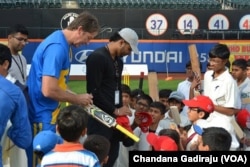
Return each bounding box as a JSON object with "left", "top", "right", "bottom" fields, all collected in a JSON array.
[{"left": 115, "top": 90, "right": 120, "bottom": 105}]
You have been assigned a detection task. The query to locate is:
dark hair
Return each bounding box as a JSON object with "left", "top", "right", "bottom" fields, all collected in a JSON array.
[
  {"left": 149, "top": 101, "right": 166, "bottom": 115},
  {"left": 121, "top": 84, "right": 131, "bottom": 95},
  {"left": 136, "top": 93, "right": 153, "bottom": 106},
  {"left": 206, "top": 62, "right": 211, "bottom": 67},
  {"left": 57, "top": 105, "right": 89, "bottom": 142},
  {"left": 109, "top": 29, "right": 123, "bottom": 42},
  {"left": 186, "top": 60, "right": 202, "bottom": 71},
  {"left": 159, "top": 129, "right": 180, "bottom": 145},
  {"left": 0, "top": 43, "right": 12, "bottom": 69},
  {"left": 159, "top": 89, "right": 172, "bottom": 99},
  {"left": 183, "top": 124, "right": 192, "bottom": 132},
  {"left": 84, "top": 134, "right": 110, "bottom": 163},
  {"left": 202, "top": 127, "right": 232, "bottom": 151},
  {"left": 8, "top": 24, "right": 28, "bottom": 36},
  {"left": 247, "top": 59, "right": 250, "bottom": 67},
  {"left": 34, "top": 150, "right": 44, "bottom": 160},
  {"left": 232, "top": 58, "right": 247, "bottom": 70},
  {"left": 67, "top": 11, "right": 100, "bottom": 33},
  {"left": 195, "top": 108, "right": 210, "bottom": 119},
  {"left": 209, "top": 44, "right": 230, "bottom": 60},
  {"left": 131, "top": 88, "right": 144, "bottom": 98},
  {"left": 159, "top": 129, "right": 181, "bottom": 150}
]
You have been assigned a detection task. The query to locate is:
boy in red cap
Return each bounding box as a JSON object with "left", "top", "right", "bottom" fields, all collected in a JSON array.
[
  {"left": 182, "top": 95, "right": 214, "bottom": 150},
  {"left": 132, "top": 101, "right": 166, "bottom": 151},
  {"left": 146, "top": 133, "right": 178, "bottom": 151}
]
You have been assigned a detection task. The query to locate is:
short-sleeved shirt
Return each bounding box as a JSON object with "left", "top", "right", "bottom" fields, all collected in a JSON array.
[
  {"left": 27, "top": 30, "right": 70, "bottom": 124},
  {"left": 177, "top": 79, "right": 191, "bottom": 117},
  {"left": 203, "top": 69, "right": 240, "bottom": 150},
  {"left": 238, "top": 77, "right": 250, "bottom": 112},
  {"left": 41, "top": 143, "right": 100, "bottom": 167},
  {"left": 204, "top": 69, "right": 240, "bottom": 109}
]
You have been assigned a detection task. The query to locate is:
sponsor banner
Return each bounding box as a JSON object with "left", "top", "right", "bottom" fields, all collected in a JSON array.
[
  {"left": 6, "top": 40, "right": 250, "bottom": 74},
  {"left": 22, "top": 40, "right": 217, "bottom": 74},
  {"left": 27, "top": 64, "right": 148, "bottom": 76}
]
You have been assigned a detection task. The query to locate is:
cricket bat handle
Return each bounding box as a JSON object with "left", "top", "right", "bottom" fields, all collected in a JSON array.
[
  {"left": 86, "top": 105, "right": 140, "bottom": 142},
  {"left": 139, "top": 71, "right": 144, "bottom": 90},
  {"left": 116, "top": 124, "right": 140, "bottom": 142}
]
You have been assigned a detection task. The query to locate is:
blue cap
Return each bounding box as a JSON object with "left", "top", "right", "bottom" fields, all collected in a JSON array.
[
  {"left": 33, "top": 130, "right": 63, "bottom": 154},
  {"left": 168, "top": 91, "right": 185, "bottom": 102}
]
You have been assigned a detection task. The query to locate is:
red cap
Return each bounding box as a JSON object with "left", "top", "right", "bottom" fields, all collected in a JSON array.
[
  {"left": 182, "top": 95, "right": 214, "bottom": 113},
  {"left": 236, "top": 109, "right": 250, "bottom": 128},
  {"left": 116, "top": 116, "right": 133, "bottom": 133},
  {"left": 146, "top": 133, "right": 178, "bottom": 151},
  {"left": 135, "top": 112, "right": 152, "bottom": 133}
]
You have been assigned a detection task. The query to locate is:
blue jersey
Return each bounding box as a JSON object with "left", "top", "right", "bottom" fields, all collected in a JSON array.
[
  {"left": 0, "top": 75, "right": 32, "bottom": 167},
  {"left": 27, "top": 30, "right": 70, "bottom": 125}
]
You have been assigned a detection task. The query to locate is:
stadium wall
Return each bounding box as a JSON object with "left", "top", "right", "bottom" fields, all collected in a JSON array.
[{"left": 0, "top": 9, "right": 249, "bottom": 73}]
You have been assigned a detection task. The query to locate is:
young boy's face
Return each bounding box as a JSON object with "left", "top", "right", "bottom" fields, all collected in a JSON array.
[
  {"left": 187, "top": 107, "right": 205, "bottom": 123},
  {"left": 168, "top": 99, "right": 183, "bottom": 112},
  {"left": 134, "top": 99, "right": 150, "bottom": 112},
  {"left": 149, "top": 107, "right": 164, "bottom": 124},
  {"left": 208, "top": 58, "right": 226, "bottom": 72},
  {"left": 247, "top": 67, "right": 250, "bottom": 78},
  {"left": 122, "top": 92, "right": 131, "bottom": 107},
  {"left": 231, "top": 65, "right": 246, "bottom": 81},
  {"left": 130, "top": 97, "right": 137, "bottom": 109},
  {"left": 186, "top": 66, "right": 194, "bottom": 79},
  {"left": 159, "top": 97, "right": 169, "bottom": 110}
]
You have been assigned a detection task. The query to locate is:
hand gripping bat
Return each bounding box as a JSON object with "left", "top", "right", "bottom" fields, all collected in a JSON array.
[{"left": 84, "top": 105, "right": 140, "bottom": 142}]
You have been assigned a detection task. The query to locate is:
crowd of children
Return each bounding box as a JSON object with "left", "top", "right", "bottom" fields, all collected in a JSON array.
[{"left": 2, "top": 30, "right": 250, "bottom": 167}]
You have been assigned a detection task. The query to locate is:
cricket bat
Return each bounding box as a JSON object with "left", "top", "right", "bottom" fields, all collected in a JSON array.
[
  {"left": 170, "top": 106, "right": 181, "bottom": 125},
  {"left": 84, "top": 105, "right": 140, "bottom": 142},
  {"left": 138, "top": 71, "right": 144, "bottom": 95},
  {"left": 148, "top": 72, "right": 159, "bottom": 101},
  {"left": 188, "top": 44, "right": 202, "bottom": 95},
  {"left": 231, "top": 119, "right": 245, "bottom": 140}
]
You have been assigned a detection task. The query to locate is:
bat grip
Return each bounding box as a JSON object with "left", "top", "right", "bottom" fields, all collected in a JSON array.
[
  {"left": 139, "top": 72, "right": 144, "bottom": 90},
  {"left": 116, "top": 124, "right": 140, "bottom": 142}
]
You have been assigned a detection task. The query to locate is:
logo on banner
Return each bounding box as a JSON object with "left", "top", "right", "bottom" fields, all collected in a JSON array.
[
  {"left": 75, "top": 50, "right": 93, "bottom": 63},
  {"left": 61, "top": 12, "right": 79, "bottom": 29}
]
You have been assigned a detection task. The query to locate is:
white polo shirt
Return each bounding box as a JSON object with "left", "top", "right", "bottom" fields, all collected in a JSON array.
[
  {"left": 204, "top": 69, "right": 240, "bottom": 150},
  {"left": 204, "top": 69, "right": 240, "bottom": 109}
]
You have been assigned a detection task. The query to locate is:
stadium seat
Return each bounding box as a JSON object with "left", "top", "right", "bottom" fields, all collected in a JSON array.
[
  {"left": 1, "top": 0, "right": 14, "bottom": 8},
  {"left": 102, "top": 0, "right": 110, "bottom": 8},
  {"left": 126, "top": 0, "right": 134, "bottom": 8},
  {"left": 78, "top": 0, "right": 94, "bottom": 8},
  {"left": 15, "top": 0, "right": 21, "bottom": 8},
  {"left": 78, "top": 0, "right": 84, "bottom": 8},
  {"left": 27, "top": 0, "right": 35, "bottom": 8},
  {"left": 48, "top": 0, "right": 55, "bottom": 8},
  {"left": 135, "top": 0, "right": 145, "bottom": 8},
  {"left": 143, "top": 0, "right": 151, "bottom": 9},
  {"left": 151, "top": 0, "right": 160, "bottom": 9},
  {"left": 55, "top": 0, "right": 61, "bottom": 8}
]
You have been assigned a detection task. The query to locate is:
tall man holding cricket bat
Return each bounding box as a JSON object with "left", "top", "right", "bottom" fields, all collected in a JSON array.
[
  {"left": 27, "top": 11, "right": 100, "bottom": 167},
  {"left": 86, "top": 28, "right": 139, "bottom": 167}
]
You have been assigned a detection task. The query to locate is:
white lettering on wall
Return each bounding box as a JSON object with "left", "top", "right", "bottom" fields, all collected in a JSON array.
[{"left": 124, "top": 51, "right": 184, "bottom": 63}]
